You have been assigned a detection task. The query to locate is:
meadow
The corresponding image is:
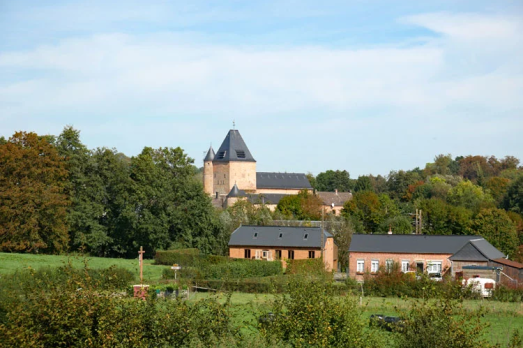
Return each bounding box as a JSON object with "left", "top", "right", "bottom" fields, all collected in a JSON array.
[
  {"left": 1, "top": 252, "right": 522, "bottom": 346},
  {"left": 0, "top": 252, "right": 169, "bottom": 282}
]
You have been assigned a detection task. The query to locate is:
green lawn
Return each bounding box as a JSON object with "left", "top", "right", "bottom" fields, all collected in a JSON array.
[
  {"left": 0, "top": 252, "right": 169, "bottom": 282},
  {"left": 188, "top": 292, "right": 523, "bottom": 346}
]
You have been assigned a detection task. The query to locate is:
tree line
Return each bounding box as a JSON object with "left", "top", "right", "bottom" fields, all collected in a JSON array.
[
  {"left": 0, "top": 127, "right": 226, "bottom": 257},
  {"left": 1, "top": 128, "right": 522, "bottom": 262}
]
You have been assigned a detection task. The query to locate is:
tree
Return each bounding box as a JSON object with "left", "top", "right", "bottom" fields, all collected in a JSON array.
[
  {"left": 471, "top": 208, "right": 519, "bottom": 258},
  {"left": 342, "top": 191, "right": 383, "bottom": 233},
  {"left": 305, "top": 172, "right": 316, "bottom": 190},
  {"left": 504, "top": 175, "right": 523, "bottom": 214},
  {"left": 276, "top": 190, "right": 322, "bottom": 220},
  {"left": 315, "top": 170, "right": 353, "bottom": 192},
  {"left": 424, "top": 154, "right": 453, "bottom": 176},
  {"left": 56, "top": 126, "right": 113, "bottom": 255},
  {"left": 484, "top": 176, "right": 511, "bottom": 206},
  {"left": 0, "top": 136, "right": 6, "bottom": 145},
  {"left": 387, "top": 170, "right": 422, "bottom": 201},
  {"left": 0, "top": 132, "right": 69, "bottom": 253},
  {"left": 354, "top": 176, "right": 373, "bottom": 192},
  {"left": 325, "top": 217, "right": 356, "bottom": 270},
  {"left": 447, "top": 180, "right": 494, "bottom": 211},
  {"left": 418, "top": 199, "right": 450, "bottom": 235},
  {"left": 379, "top": 215, "right": 413, "bottom": 234}
]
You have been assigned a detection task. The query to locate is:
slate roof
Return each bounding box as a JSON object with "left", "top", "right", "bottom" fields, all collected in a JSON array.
[
  {"left": 229, "top": 225, "right": 333, "bottom": 248},
  {"left": 450, "top": 239, "right": 505, "bottom": 261},
  {"left": 204, "top": 145, "right": 215, "bottom": 161},
  {"left": 317, "top": 191, "right": 353, "bottom": 206},
  {"left": 227, "top": 184, "right": 246, "bottom": 198},
  {"left": 247, "top": 193, "right": 287, "bottom": 205},
  {"left": 256, "top": 172, "right": 312, "bottom": 190},
  {"left": 213, "top": 130, "right": 255, "bottom": 162},
  {"left": 349, "top": 234, "right": 483, "bottom": 254}
]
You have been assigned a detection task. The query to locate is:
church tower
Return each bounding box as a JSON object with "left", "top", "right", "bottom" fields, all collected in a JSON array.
[
  {"left": 212, "top": 129, "right": 256, "bottom": 196},
  {"left": 203, "top": 145, "right": 215, "bottom": 196}
]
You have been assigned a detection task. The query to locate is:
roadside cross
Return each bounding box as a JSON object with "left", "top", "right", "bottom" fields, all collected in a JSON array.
[{"left": 138, "top": 246, "right": 145, "bottom": 284}]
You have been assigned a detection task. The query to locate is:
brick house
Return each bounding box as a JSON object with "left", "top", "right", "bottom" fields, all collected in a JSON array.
[
  {"left": 316, "top": 190, "right": 352, "bottom": 216},
  {"left": 229, "top": 225, "right": 338, "bottom": 271},
  {"left": 348, "top": 234, "right": 504, "bottom": 281}
]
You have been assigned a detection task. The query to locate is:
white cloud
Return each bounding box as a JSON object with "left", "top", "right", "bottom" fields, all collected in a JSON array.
[{"left": 0, "top": 11, "right": 522, "bottom": 174}]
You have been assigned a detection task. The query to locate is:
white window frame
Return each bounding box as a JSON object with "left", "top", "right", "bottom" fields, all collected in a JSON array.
[
  {"left": 255, "top": 250, "right": 261, "bottom": 260},
  {"left": 356, "top": 260, "right": 365, "bottom": 273},
  {"left": 401, "top": 260, "right": 410, "bottom": 273},
  {"left": 385, "top": 259, "right": 393, "bottom": 273},
  {"left": 427, "top": 261, "right": 442, "bottom": 274},
  {"left": 371, "top": 260, "right": 379, "bottom": 273}
]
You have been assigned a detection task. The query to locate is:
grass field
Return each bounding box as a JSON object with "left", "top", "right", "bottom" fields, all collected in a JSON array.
[
  {"left": 0, "top": 252, "right": 170, "bottom": 282},
  {"left": 188, "top": 292, "right": 523, "bottom": 346}
]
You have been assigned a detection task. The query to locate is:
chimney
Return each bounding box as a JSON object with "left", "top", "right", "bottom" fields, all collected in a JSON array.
[
  {"left": 335, "top": 189, "right": 338, "bottom": 195},
  {"left": 388, "top": 225, "right": 393, "bottom": 235}
]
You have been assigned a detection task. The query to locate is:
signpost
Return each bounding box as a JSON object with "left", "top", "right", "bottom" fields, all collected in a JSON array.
[
  {"left": 171, "top": 264, "right": 182, "bottom": 280},
  {"left": 138, "top": 246, "right": 145, "bottom": 284}
]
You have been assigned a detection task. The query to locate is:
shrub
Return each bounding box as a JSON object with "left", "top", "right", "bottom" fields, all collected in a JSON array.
[
  {"left": 161, "top": 258, "right": 283, "bottom": 280},
  {"left": 195, "top": 276, "right": 288, "bottom": 293},
  {"left": 154, "top": 248, "right": 201, "bottom": 266},
  {"left": 396, "top": 296, "right": 496, "bottom": 348},
  {"left": 0, "top": 263, "right": 240, "bottom": 347},
  {"left": 285, "top": 258, "right": 327, "bottom": 276},
  {"left": 492, "top": 283, "right": 523, "bottom": 302},
  {"left": 259, "top": 277, "right": 386, "bottom": 347}
]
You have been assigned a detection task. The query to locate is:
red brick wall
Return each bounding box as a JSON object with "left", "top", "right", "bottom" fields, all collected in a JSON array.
[{"left": 349, "top": 252, "right": 453, "bottom": 281}]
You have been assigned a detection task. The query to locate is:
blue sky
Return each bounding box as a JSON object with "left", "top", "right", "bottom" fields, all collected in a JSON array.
[{"left": 1, "top": 1, "right": 522, "bottom": 176}]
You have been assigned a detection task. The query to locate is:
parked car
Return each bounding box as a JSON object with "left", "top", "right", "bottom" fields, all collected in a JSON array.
[{"left": 370, "top": 314, "right": 405, "bottom": 332}]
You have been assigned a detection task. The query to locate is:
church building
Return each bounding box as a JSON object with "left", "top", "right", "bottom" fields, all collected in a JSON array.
[{"left": 203, "top": 128, "right": 313, "bottom": 209}]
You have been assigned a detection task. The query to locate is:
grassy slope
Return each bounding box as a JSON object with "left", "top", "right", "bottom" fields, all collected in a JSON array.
[
  {"left": 189, "top": 292, "right": 523, "bottom": 346},
  {"left": 0, "top": 252, "right": 170, "bottom": 282}
]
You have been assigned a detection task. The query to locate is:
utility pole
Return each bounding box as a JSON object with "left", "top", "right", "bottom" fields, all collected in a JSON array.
[
  {"left": 321, "top": 207, "right": 325, "bottom": 259},
  {"left": 415, "top": 209, "right": 419, "bottom": 234},
  {"left": 419, "top": 210, "right": 422, "bottom": 234}
]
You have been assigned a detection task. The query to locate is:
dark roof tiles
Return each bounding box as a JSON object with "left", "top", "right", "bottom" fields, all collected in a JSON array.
[
  {"left": 204, "top": 145, "right": 215, "bottom": 162},
  {"left": 256, "top": 172, "right": 312, "bottom": 190},
  {"left": 349, "top": 234, "right": 484, "bottom": 254},
  {"left": 229, "top": 225, "right": 332, "bottom": 248},
  {"left": 213, "top": 130, "right": 255, "bottom": 162}
]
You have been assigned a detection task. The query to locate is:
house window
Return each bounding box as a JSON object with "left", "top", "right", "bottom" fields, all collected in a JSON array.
[
  {"left": 276, "top": 250, "right": 282, "bottom": 259},
  {"left": 371, "top": 260, "right": 379, "bottom": 273},
  {"left": 401, "top": 260, "right": 410, "bottom": 273},
  {"left": 357, "top": 260, "right": 365, "bottom": 273},
  {"left": 244, "top": 249, "right": 251, "bottom": 259},
  {"left": 427, "top": 261, "right": 442, "bottom": 274},
  {"left": 262, "top": 250, "right": 270, "bottom": 259},
  {"left": 308, "top": 251, "right": 315, "bottom": 259},
  {"left": 288, "top": 250, "right": 295, "bottom": 260},
  {"left": 385, "top": 260, "right": 393, "bottom": 273},
  {"left": 279, "top": 233, "right": 283, "bottom": 239},
  {"left": 253, "top": 233, "right": 258, "bottom": 239},
  {"left": 304, "top": 233, "right": 308, "bottom": 240}
]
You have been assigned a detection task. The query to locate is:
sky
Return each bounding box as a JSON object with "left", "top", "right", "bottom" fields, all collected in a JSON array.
[{"left": 1, "top": 0, "right": 522, "bottom": 177}]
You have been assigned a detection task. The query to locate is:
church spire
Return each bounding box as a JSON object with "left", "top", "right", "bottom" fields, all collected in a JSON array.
[{"left": 214, "top": 129, "right": 255, "bottom": 162}]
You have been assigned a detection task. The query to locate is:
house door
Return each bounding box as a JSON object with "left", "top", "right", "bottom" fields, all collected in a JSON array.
[{"left": 416, "top": 262, "right": 424, "bottom": 274}]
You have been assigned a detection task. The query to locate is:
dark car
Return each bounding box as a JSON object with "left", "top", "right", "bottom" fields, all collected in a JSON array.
[{"left": 370, "top": 314, "right": 405, "bottom": 332}]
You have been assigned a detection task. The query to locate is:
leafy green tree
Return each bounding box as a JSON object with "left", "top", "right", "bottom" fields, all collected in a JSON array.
[
  {"left": 276, "top": 195, "right": 304, "bottom": 219},
  {"left": 342, "top": 191, "right": 383, "bottom": 233},
  {"left": 387, "top": 170, "right": 422, "bottom": 201},
  {"left": 354, "top": 176, "right": 373, "bottom": 192},
  {"left": 504, "top": 175, "right": 523, "bottom": 214},
  {"left": 446, "top": 205, "right": 473, "bottom": 235},
  {"left": 276, "top": 190, "right": 322, "bottom": 220},
  {"left": 368, "top": 174, "right": 388, "bottom": 194},
  {"left": 484, "top": 176, "right": 511, "bottom": 206},
  {"left": 379, "top": 215, "right": 413, "bottom": 234},
  {"left": 315, "top": 170, "right": 353, "bottom": 192},
  {"left": 324, "top": 217, "right": 356, "bottom": 270},
  {"left": 0, "top": 132, "right": 69, "bottom": 253},
  {"left": 424, "top": 154, "right": 453, "bottom": 176},
  {"left": 305, "top": 172, "right": 316, "bottom": 190},
  {"left": 418, "top": 199, "right": 450, "bottom": 235},
  {"left": 447, "top": 180, "right": 494, "bottom": 211},
  {"left": 471, "top": 208, "right": 519, "bottom": 258},
  {"left": 56, "top": 126, "right": 113, "bottom": 255},
  {"left": 0, "top": 136, "right": 6, "bottom": 145}
]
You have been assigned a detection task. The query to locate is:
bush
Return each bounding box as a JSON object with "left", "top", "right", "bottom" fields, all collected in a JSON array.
[
  {"left": 154, "top": 248, "right": 201, "bottom": 266},
  {"left": 161, "top": 258, "right": 283, "bottom": 280},
  {"left": 0, "top": 263, "right": 241, "bottom": 347},
  {"left": 396, "top": 296, "right": 496, "bottom": 348},
  {"left": 492, "top": 283, "right": 523, "bottom": 302},
  {"left": 285, "top": 258, "right": 327, "bottom": 276},
  {"left": 259, "top": 277, "right": 386, "bottom": 347},
  {"left": 195, "top": 276, "right": 288, "bottom": 293}
]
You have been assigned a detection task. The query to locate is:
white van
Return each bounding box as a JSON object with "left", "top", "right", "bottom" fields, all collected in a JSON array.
[{"left": 463, "top": 277, "right": 496, "bottom": 298}]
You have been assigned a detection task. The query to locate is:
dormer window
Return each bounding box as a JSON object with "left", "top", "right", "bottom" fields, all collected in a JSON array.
[
  {"left": 235, "top": 150, "right": 245, "bottom": 158},
  {"left": 253, "top": 232, "right": 258, "bottom": 239},
  {"left": 217, "top": 151, "right": 226, "bottom": 159},
  {"left": 304, "top": 233, "right": 308, "bottom": 240},
  {"left": 279, "top": 233, "right": 283, "bottom": 239}
]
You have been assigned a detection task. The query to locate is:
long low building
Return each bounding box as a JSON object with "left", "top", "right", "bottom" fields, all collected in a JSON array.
[
  {"left": 348, "top": 234, "right": 505, "bottom": 281},
  {"left": 228, "top": 225, "right": 338, "bottom": 271}
]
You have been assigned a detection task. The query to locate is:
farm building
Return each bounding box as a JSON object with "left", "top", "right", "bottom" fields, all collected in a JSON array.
[
  {"left": 348, "top": 234, "right": 505, "bottom": 281},
  {"left": 228, "top": 225, "right": 338, "bottom": 271}
]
